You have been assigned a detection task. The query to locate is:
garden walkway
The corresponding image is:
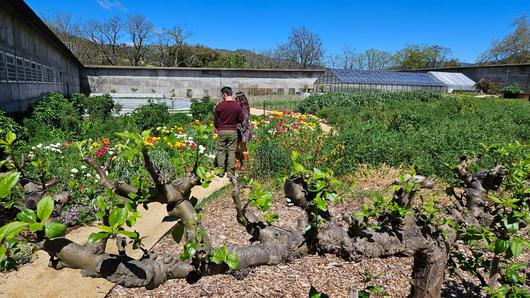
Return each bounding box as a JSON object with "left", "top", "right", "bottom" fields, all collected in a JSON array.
[
  {"left": 1, "top": 108, "right": 331, "bottom": 298},
  {"left": 1, "top": 177, "right": 230, "bottom": 298}
]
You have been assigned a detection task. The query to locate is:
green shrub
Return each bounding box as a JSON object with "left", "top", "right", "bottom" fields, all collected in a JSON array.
[
  {"left": 129, "top": 100, "right": 170, "bottom": 131},
  {"left": 297, "top": 92, "right": 443, "bottom": 115},
  {"left": 24, "top": 93, "right": 81, "bottom": 136},
  {"left": 501, "top": 85, "right": 524, "bottom": 98},
  {"left": 190, "top": 95, "right": 215, "bottom": 120},
  {"left": 323, "top": 97, "right": 530, "bottom": 179},
  {"left": 475, "top": 78, "right": 501, "bottom": 94},
  {"left": 69, "top": 93, "right": 116, "bottom": 121},
  {"left": 0, "top": 111, "right": 27, "bottom": 141},
  {"left": 250, "top": 140, "right": 290, "bottom": 178},
  {"left": 126, "top": 101, "right": 192, "bottom": 131}
]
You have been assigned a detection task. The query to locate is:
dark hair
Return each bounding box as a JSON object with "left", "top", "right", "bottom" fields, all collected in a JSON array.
[
  {"left": 221, "top": 86, "right": 233, "bottom": 96},
  {"left": 235, "top": 92, "right": 250, "bottom": 113}
]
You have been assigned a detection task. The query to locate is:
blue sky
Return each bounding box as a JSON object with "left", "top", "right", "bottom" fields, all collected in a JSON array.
[{"left": 27, "top": 0, "right": 529, "bottom": 63}]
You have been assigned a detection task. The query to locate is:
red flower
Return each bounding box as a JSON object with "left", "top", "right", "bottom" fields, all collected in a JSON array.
[
  {"left": 95, "top": 147, "right": 108, "bottom": 157},
  {"left": 190, "top": 143, "right": 197, "bottom": 149},
  {"left": 79, "top": 185, "right": 85, "bottom": 191}
]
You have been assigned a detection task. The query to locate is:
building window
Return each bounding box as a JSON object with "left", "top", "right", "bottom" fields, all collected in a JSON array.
[
  {"left": 0, "top": 52, "right": 6, "bottom": 82},
  {"left": 24, "top": 59, "right": 32, "bottom": 83},
  {"left": 6, "top": 54, "right": 16, "bottom": 82},
  {"left": 36, "top": 64, "right": 42, "bottom": 83},
  {"left": 17, "top": 57, "right": 25, "bottom": 82}
]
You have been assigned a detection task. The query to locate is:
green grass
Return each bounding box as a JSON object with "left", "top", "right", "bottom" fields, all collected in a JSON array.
[
  {"left": 249, "top": 96, "right": 302, "bottom": 111},
  {"left": 319, "top": 95, "right": 530, "bottom": 179}
]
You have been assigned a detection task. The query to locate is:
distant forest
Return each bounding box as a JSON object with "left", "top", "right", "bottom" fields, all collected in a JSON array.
[{"left": 46, "top": 13, "right": 529, "bottom": 69}]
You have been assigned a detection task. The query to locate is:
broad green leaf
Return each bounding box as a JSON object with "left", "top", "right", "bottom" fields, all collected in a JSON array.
[
  {"left": 97, "top": 196, "right": 108, "bottom": 210},
  {"left": 265, "top": 213, "right": 279, "bottom": 224},
  {"left": 5, "top": 131, "right": 16, "bottom": 145},
  {"left": 325, "top": 192, "right": 339, "bottom": 202},
  {"left": 293, "top": 162, "right": 305, "bottom": 173},
  {"left": 37, "top": 196, "right": 54, "bottom": 222},
  {"left": 0, "top": 221, "right": 28, "bottom": 241},
  {"left": 171, "top": 224, "right": 185, "bottom": 244},
  {"left": 16, "top": 209, "right": 37, "bottom": 223},
  {"left": 0, "top": 172, "right": 20, "bottom": 198},
  {"left": 117, "top": 230, "right": 139, "bottom": 239},
  {"left": 510, "top": 238, "right": 524, "bottom": 258},
  {"left": 210, "top": 246, "right": 228, "bottom": 265},
  {"left": 180, "top": 241, "right": 197, "bottom": 261},
  {"left": 0, "top": 246, "right": 6, "bottom": 259},
  {"left": 109, "top": 207, "right": 128, "bottom": 229},
  {"left": 29, "top": 222, "right": 44, "bottom": 232},
  {"left": 196, "top": 166, "right": 207, "bottom": 180},
  {"left": 98, "top": 225, "right": 113, "bottom": 233},
  {"left": 314, "top": 194, "right": 327, "bottom": 211},
  {"left": 225, "top": 253, "right": 238, "bottom": 270},
  {"left": 44, "top": 222, "right": 67, "bottom": 238},
  {"left": 88, "top": 231, "right": 110, "bottom": 243}
]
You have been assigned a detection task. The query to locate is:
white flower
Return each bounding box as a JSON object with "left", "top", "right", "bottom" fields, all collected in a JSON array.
[
  {"left": 108, "top": 151, "right": 114, "bottom": 155},
  {"left": 94, "top": 179, "right": 99, "bottom": 183},
  {"left": 80, "top": 165, "right": 87, "bottom": 170},
  {"left": 206, "top": 153, "right": 216, "bottom": 160},
  {"left": 31, "top": 146, "right": 36, "bottom": 150},
  {"left": 199, "top": 145, "right": 206, "bottom": 154},
  {"left": 36, "top": 143, "right": 43, "bottom": 148},
  {"left": 70, "top": 168, "right": 79, "bottom": 174},
  {"left": 96, "top": 174, "right": 100, "bottom": 180},
  {"left": 85, "top": 173, "right": 92, "bottom": 177}
]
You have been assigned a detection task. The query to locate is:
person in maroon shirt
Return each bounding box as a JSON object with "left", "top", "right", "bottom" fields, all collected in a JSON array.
[{"left": 214, "top": 86, "right": 243, "bottom": 178}]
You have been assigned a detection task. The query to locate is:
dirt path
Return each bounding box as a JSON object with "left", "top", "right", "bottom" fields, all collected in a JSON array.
[{"left": 0, "top": 177, "right": 230, "bottom": 298}]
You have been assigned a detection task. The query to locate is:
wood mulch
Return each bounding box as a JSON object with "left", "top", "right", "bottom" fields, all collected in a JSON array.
[{"left": 108, "top": 178, "right": 414, "bottom": 298}]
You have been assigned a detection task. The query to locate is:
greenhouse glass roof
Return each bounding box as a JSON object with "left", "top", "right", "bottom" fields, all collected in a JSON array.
[{"left": 327, "top": 69, "right": 445, "bottom": 86}]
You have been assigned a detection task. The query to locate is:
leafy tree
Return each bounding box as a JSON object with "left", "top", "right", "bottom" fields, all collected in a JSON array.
[{"left": 393, "top": 44, "right": 453, "bottom": 70}]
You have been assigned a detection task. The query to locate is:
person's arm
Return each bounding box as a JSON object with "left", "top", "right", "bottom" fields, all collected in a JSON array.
[
  {"left": 214, "top": 105, "right": 220, "bottom": 129},
  {"left": 237, "top": 106, "right": 244, "bottom": 124}
]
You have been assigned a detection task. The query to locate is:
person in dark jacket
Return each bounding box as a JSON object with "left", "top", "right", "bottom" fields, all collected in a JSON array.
[{"left": 214, "top": 86, "right": 243, "bottom": 177}]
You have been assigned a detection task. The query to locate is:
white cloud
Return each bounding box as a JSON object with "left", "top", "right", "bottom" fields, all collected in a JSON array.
[{"left": 96, "top": 0, "right": 128, "bottom": 11}]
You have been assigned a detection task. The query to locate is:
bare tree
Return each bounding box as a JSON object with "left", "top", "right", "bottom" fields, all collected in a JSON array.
[
  {"left": 84, "top": 16, "right": 123, "bottom": 65},
  {"left": 478, "top": 15, "right": 530, "bottom": 64},
  {"left": 125, "top": 15, "right": 154, "bottom": 66},
  {"left": 276, "top": 26, "right": 324, "bottom": 69},
  {"left": 166, "top": 26, "right": 192, "bottom": 67},
  {"left": 363, "top": 48, "right": 393, "bottom": 70},
  {"left": 153, "top": 30, "right": 171, "bottom": 66}
]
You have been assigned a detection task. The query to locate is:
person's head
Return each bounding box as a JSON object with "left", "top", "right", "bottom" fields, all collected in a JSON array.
[
  {"left": 220, "top": 86, "right": 233, "bottom": 100},
  {"left": 235, "top": 91, "right": 250, "bottom": 112}
]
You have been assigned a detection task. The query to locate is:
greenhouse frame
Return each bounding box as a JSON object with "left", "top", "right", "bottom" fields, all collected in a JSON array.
[{"left": 315, "top": 69, "right": 448, "bottom": 93}]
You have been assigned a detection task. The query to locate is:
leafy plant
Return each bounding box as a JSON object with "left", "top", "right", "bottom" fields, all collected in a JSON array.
[
  {"left": 501, "top": 85, "right": 524, "bottom": 98},
  {"left": 475, "top": 79, "right": 501, "bottom": 95},
  {"left": 190, "top": 95, "right": 215, "bottom": 121}
]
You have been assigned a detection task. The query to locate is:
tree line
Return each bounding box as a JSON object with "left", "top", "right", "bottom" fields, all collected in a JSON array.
[{"left": 45, "top": 12, "right": 529, "bottom": 70}]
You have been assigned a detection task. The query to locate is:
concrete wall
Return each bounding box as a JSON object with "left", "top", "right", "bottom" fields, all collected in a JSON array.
[
  {"left": 81, "top": 66, "right": 324, "bottom": 98},
  {"left": 0, "top": 1, "right": 81, "bottom": 112},
  {"left": 418, "top": 64, "right": 530, "bottom": 91}
]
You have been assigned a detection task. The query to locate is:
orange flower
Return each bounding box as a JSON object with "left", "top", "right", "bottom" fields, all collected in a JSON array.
[{"left": 101, "top": 138, "right": 110, "bottom": 146}]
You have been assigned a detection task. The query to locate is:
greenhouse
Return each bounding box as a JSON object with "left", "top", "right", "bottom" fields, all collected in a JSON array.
[
  {"left": 428, "top": 71, "right": 476, "bottom": 93},
  {"left": 315, "top": 69, "right": 447, "bottom": 93}
]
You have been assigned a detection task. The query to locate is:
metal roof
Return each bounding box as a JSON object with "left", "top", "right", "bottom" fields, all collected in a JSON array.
[
  {"left": 428, "top": 72, "right": 476, "bottom": 91},
  {"left": 327, "top": 69, "right": 445, "bottom": 86}
]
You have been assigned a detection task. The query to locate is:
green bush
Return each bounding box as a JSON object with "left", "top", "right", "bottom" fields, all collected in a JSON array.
[
  {"left": 127, "top": 101, "right": 192, "bottom": 131},
  {"left": 297, "top": 92, "right": 443, "bottom": 115},
  {"left": 501, "top": 85, "right": 524, "bottom": 98},
  {"left": 190, "top": 95, "right": 215, "bottom": 120},
  {"left": 323, "top": 97, "right": 530, "bottom": 179},
  {"left": 69, "top": 93, "right": 116, "bottom": 121},
  {"left": 128, "top": 100, "right": 170, "bottom": 131},
  {"left": 249, "top": 140, "right": 291, "bottom": 178},
  {"left": 23, "top": 93, "right": 81, "bottom": 137},
  {"left": 0, "top": 111, "right": 27, "bottom": 141}
]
